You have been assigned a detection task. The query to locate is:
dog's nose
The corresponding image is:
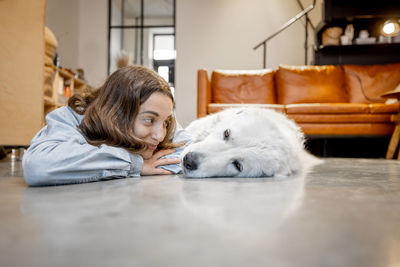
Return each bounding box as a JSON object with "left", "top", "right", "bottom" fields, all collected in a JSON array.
[{"left": 183, "top": 152, "right": 198, "bottom": 171}]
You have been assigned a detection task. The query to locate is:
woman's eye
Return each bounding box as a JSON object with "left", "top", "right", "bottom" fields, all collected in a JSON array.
[
  {"left": 163, "top": 120, "right": 169, "bottom": 127},
  {"left": 144, "top": 118, "right": 154, "bottom": 124},
  {"left": 223, "top": 129, "right": 231, "bottom": 140}
]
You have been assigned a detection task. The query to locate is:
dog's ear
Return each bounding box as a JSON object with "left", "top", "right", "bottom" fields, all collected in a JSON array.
[{"left": 186, "top": 113, "right": 221, "bottom": 142}]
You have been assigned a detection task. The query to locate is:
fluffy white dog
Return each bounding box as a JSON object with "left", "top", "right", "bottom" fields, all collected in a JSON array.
[{"left": 181, "top": 107, "right": 316, "bottom": 178}]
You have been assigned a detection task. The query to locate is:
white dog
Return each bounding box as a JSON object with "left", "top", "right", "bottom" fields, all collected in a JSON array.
[{"left": 181, "top": 107, "right": 317, "bottom": 178}]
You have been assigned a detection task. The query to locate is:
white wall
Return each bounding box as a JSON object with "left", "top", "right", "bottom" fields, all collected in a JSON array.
[
  {"left": 46, "top": 0, "right": 80, "bottom": 70},
  {"left": 46, "top": 0, "right": 322, "bottom": 126},
  {"left": 175, "top": 0, "right": 321, "bottom": 126},
  {"left": 78, "top": 0, "right": 108, "bottom": 87},
  {"left": 46, "top": 0, "right": 108, "bottom": 88}
]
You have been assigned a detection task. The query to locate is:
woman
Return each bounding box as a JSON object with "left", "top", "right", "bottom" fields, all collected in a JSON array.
[{"left": 23, "top": 65, "right": 191, "bottom": 186}]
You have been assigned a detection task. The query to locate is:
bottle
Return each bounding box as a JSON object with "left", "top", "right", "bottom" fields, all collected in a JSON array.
[{"left": 64, "top": 84, "right": 71, "bottom": 98}]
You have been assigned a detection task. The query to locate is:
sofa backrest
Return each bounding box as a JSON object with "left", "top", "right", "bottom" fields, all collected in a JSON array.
[
  {"left": 343, "top": 63, "right": 400, "bottom": 103},
  {"left": 275, "top": 65, "right": 348, "bottom": 105},
  {"left": 211, "top": 69, "right": 276, "bottom": 104},
  {"left": 204, "top": 63, "right": 400, "bottom": 107}
]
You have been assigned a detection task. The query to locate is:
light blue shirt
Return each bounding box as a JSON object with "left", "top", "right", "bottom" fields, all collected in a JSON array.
[{"left": 22, "top": 106, "right": 191, "bottom": 186}]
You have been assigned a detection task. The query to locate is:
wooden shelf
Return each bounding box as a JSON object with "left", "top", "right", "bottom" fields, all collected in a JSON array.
[
  {"left": 43, "top": 67, "right": 93, "bottom": 122},
  {"left": 57, "top": 68, "right": 74, "bottom": 79},
  {"left": 314, "top": 43, "right": 400, "bottom": 65},
  {"left": 44, "top": 96, "right": 55, "bottom": 106}
]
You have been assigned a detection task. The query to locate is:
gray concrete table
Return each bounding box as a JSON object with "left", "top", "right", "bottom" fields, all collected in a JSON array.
[{"left": 1, "top": 158, "right": 400, "bottom": 267}]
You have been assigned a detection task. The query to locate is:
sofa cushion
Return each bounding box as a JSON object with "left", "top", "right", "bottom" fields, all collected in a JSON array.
[
  {"left": 286, "top": 103, "right": 369, "bottom": 114},
  {"left": 211, "top": 69, "right": 276, "bottom": 104},
  {"left": 369, "top": 103, "right": 400, "bottom": 113},
  {"left": 286, "top": 103, "right": 399, "bottom": 114},
  {"left": 208, "top": 103, "right": 285, "bottom": 114},
  {"left": 287, "top": 114, "right": 392, "bottom": 123},
  {"left": 276, "top": 65, "right": 348, "bottom": 104},
  {"left": 297, "top": 123, "right": 395, "bottom": 136},
  {"left": 343, "top": 63, "right": 400, "bottom": 103}
]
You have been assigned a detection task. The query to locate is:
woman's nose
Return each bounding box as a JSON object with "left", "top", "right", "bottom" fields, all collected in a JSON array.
[{"left": 152, "top": 124, "right": 166, "bottom": 142}]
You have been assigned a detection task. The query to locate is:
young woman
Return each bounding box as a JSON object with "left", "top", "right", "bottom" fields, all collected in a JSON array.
[{"left": 23, "top": 65, "right": 191, "bottom": 186}]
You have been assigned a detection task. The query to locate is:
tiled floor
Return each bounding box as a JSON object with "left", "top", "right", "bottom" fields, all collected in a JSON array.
[{"left": 1, "top": 157, "right": 400, "bottom": 267}]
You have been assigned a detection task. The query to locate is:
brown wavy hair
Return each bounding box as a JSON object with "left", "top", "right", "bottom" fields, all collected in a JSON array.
[{"left": 68, "top": 65, "right": 179, "bottom": 153}]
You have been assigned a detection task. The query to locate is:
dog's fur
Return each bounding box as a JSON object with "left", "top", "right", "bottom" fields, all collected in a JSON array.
[{"left": 181, "top": 107, "right": 317, "bottom": 178}]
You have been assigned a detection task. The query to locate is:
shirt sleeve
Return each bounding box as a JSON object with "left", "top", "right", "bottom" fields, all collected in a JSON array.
[
  {"left": 157, "top": 121, "right": 192, "bottom": 174},
  {"left": 22, "top": 107, "right": 144, "bottom": 186}
]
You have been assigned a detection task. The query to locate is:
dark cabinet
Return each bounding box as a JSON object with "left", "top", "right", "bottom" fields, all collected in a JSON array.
[{"left": 314, "top": 0, "right": 400, "bottom": 65}]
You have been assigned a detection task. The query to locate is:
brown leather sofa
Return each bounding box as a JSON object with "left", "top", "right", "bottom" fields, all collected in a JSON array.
[{"left": 197, "top": 63, "right": 400, "bottom": 137}]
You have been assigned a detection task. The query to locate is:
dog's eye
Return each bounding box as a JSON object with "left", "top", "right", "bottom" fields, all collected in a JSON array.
[
  {"left": 232, "top": 160, "right": 243, "bottom": 172},
  {"left": 223, "top": 129, "right": 231, "bottom": 140}
]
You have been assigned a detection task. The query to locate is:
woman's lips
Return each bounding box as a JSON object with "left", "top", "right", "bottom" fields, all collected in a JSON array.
[{"left": 147, "top": 143, "right": 157, "bottom": 151}]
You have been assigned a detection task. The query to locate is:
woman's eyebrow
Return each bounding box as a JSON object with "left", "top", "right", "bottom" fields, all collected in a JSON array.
[{"left": 139, "top": 111, "right": 159, "bottom": 116}]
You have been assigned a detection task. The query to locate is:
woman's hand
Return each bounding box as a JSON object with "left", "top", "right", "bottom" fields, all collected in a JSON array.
[{"left": 141, "top": 149, "right": 180, "bottom": 175}]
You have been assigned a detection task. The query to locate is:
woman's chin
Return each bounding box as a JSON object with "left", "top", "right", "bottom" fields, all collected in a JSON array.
[{"left": 141, "top": 150, "right": 154, "bottom": 160}]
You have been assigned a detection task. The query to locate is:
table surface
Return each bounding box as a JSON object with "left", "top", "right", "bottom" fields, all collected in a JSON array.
[{"left": 1, "top": 157, "right": 400, "bottom": 267}]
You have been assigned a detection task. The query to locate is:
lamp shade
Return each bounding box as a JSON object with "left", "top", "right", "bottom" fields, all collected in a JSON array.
[{"left": 382, "top": 19, "right": 400, "bottom": 37}]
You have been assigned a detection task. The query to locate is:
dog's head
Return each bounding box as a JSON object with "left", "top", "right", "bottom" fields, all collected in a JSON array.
[{"left": 181, "top": 108, "right": 305, "bottom": 178}]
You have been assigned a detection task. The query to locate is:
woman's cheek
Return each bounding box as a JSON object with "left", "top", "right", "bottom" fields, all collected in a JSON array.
[{"left": 133, "top": 124, "right": 150, "bottom": 139}]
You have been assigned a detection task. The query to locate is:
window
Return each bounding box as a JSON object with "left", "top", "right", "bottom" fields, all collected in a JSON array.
[
  {"left": 108, "top": 0, "right": 175, "bottom": 86},
  {"left": 153, "top": 33, "right": 175, "bottom": 84}
]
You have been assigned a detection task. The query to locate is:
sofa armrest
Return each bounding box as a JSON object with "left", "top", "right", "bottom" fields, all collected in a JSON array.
[{"left": 197, "top": 69, "right": 212, "bottom": 118}]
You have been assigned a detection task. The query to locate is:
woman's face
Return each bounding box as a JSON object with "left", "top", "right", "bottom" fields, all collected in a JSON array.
[{"left": 133, "top": 92, "right": 174, "bottom": 159}]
